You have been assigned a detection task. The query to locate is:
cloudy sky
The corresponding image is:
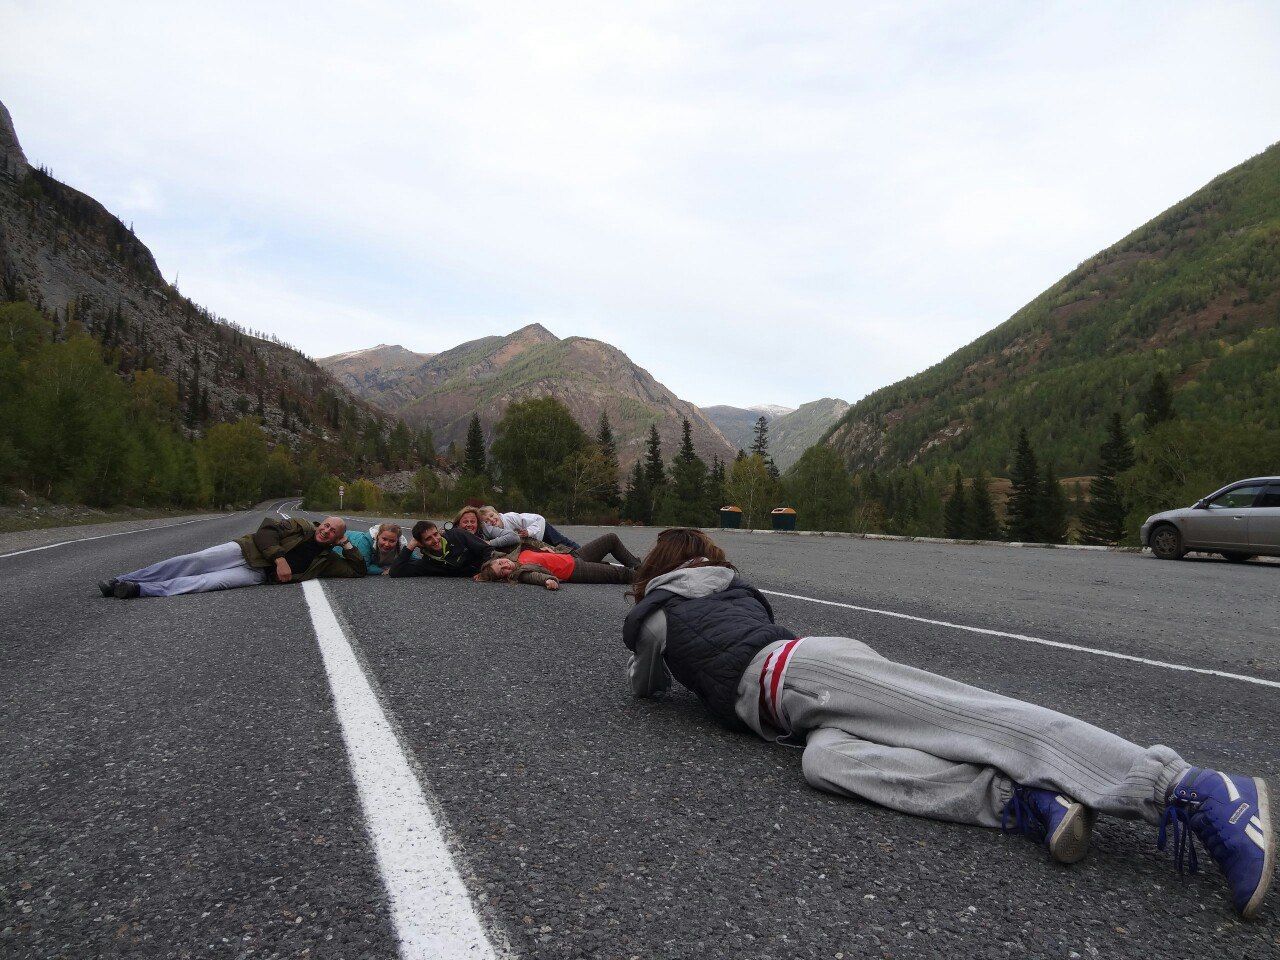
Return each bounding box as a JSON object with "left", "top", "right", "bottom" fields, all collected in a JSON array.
[{"left": 3, "top": 1, "right": 1279, "bottom": 407}]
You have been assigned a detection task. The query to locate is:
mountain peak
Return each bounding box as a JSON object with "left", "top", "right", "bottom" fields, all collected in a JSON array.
[
  {"left": 509, "top": 322, "right": 559, "bottom": 343},
  {"left": 0, "top": 99, "right": 29, "bottom": 176}
]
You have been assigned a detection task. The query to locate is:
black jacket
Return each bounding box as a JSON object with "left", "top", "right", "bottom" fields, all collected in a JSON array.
[
  {"left": 623, "top": 568, "right": 795, "bottom": 727},
  {"left": 389, "top": 528, "right": 493, "bottom": 578}
]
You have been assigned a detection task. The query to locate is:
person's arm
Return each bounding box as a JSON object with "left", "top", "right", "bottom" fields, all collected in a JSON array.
[
  {"left": 629, "top": 610, "right": 673, "bottom": 697},
  {"left": 485, "top": 528, "right": 521, "bottom": 550},
  {"left": 515, "top": 567, "right": 559, "bottom": 589},
  {"left": 517, "top": 513, "right": 547, "bottom": 541},
  {"left": 251, "top": 517, "right": 295, "bottom": 562}
]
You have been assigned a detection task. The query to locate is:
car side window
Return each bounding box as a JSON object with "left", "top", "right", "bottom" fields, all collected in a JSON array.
[
  {"left": 1207, "top": 485, "right": 1264, "bottom": 509},
  {"left": 1258, "top": 484, "right": 1280, "bottom": 508}
]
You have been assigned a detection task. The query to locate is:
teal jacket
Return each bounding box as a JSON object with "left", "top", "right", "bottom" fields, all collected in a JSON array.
[{"left": 338, "top": 530, "right": 385, "bottom": 575}]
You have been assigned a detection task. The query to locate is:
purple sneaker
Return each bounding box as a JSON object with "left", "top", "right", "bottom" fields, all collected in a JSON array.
[
  {"left": 1160, "top": 768, "right": 1274, "bottom": 919},
  {"left": 1002, "top": 784, "right": 1092, "bottom": 863}
]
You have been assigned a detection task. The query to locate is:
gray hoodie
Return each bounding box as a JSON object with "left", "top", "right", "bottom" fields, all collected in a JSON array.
[{"left": 628, "top": 565, "right": 737, "bottom": 698}]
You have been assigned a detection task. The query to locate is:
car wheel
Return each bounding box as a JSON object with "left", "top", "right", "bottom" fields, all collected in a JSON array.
[
  {"left": 1220, "top": 551, "right": 1254, "bottom": 563},
  {"left": 1149, "top": 524, "right": 1185, "bottom": 560}
]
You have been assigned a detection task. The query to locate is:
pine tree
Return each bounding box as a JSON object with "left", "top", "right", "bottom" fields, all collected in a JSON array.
[
  {"left": 1079, "top": 412, "right": 1135, "bottom": 545},
  {"left": 596, "top": 411, "right": 621, "bottom": 509},
  {"left": 1005, "top": 429, "right": 1041, "bottom": 542},
  {"left": 643, "top": 424, "right": 665, "bottom": 520},
  {"left": 596, "top": 411, "right": 617, "bottom": 459},
  {"left": 463, "top": 414, "right": 487, "bottom": 477},
  {"left": 706, "top": 455, "right": 727, "bottom": 518},
  {"left": 966, "top": 469, "right": 1000, "bottom": 540},
  {"left": 1141, "top": 370, "right": 1174, "bottom": 430},
  {"left": 664, "top": 418, "right": 709, "bottom": 525},
  {"left": 943, "top": 469, "right": 968, "bottom": 538},
  {"left": 749, "top": 414, "right": 779, "bottom": 478},
  {"left": 1037, "top": 462, "right": 1069, "bottom": 544},
  {"left": 621, "top": 460, "right": 650, "bottom": 524},
  {"left": 750, "top": 415, "right": 769, "bottom": 458}
]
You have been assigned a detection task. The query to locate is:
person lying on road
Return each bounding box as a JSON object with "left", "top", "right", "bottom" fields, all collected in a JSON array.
[
  {"left": 622, "top": 527, "right": 1275, "bottom": 920},
  {"left": 343, "top": 522, "right": 406, "bottom": 576},
  {"left": 474, "top": 532, "right": 640, "bottom": 589},
  {"left": 452, "top": 506, "right": 519, "bottom": 550},
  {"left": 101, "top": 516, "right": 365, "bottom": 598},
  {"left": 478, "top": 505, "right": 580, "bottom": 551},
  {"left": 389, "top": 519, "right": 493, "bottom": 578}
]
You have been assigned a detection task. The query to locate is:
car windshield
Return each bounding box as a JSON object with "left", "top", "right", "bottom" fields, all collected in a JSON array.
[{"left": 1207, "top": 485, "right": 1264, "bottom": 509}]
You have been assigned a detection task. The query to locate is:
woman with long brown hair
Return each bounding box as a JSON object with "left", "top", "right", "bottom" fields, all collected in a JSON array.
[
  {"left": 474, "top": 532, "right": 640, "bottom": 590},
  {"left": 622, "top": 529, "right": 1273, "bottom": 919}
]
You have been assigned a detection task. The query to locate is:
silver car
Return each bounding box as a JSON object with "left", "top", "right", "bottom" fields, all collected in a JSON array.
[{"left": 1142, "top": 476, "right": 1280, "bottom": 561}]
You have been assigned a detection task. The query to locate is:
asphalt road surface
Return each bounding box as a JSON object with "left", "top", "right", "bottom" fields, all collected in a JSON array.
[{"left": 3, "top": 501, "right": 1278, "bottom": 959}]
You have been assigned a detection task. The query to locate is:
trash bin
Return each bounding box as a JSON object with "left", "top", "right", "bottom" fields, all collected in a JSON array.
[
  {"left": 719, "top": 506, "right": 743, "bottom": 529},
  {"left": 771, "top": 507, "right": 797, "bottom": 531}
]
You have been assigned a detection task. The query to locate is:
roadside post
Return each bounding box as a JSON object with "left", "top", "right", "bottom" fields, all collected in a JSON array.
[
  {"left": 719, "top": 505, "right": 743, "bottom": 529},
  {"left": 771, "top": 507, "right": 797, "bottom": 531},
  {"left": 339, "top": 484, "right": 345, "bottom": 510}
]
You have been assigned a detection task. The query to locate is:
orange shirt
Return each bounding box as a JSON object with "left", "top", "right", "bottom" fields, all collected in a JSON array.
[{"left": 518, "top": 550, "right": 575, "bottom": 580}]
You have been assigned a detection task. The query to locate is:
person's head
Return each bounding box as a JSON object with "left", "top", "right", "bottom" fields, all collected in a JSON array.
[
  {"left": 474, "top": 557, "right": 518, "bottom": 582},
  {"left": 453, "top": 507, "right": 482, "bottom": 536},
  {"left": 630, "top": 528, "right": 733, "bottom": 601},
  {"left": 375, "top": 523, "right": 402, "bottom": 557},
  {"left": 478, "top": 506, "right": 502, "bottom": 528},
  {"left": 413, "top": 520, "right": 442, "bottom": 553},
  {"left": 315, "top": 516, "right": 347, "bottom": 545}
]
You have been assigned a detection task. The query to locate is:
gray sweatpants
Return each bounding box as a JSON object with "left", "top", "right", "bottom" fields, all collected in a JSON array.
[
  {"left": 118, "top": 541, "right": 266, "bottom": 597},
  {"left": 735, "top": 636, "right": 1189, "bottom": 828}
]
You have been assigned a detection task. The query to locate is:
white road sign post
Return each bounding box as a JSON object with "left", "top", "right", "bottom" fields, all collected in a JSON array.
[{"left": 339, "top": 484, "right": 345, "bottom": 510}]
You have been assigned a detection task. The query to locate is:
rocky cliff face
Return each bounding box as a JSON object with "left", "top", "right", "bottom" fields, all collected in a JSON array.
[
  {"left": 0, "top": 98, "right": 384, "bottom": 443},
  {"left": 321, "top": 325, "right": 736, "bottom": 468}
]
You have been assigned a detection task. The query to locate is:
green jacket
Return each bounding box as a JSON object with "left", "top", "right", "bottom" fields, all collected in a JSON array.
[{"left": 236, "top": 517, "right": 367, "bottom": 580}]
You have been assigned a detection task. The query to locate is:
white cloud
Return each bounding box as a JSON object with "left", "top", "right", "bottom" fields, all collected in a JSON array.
[{"left": 2, "top": 0, "right": 1278, "bottom": 406}]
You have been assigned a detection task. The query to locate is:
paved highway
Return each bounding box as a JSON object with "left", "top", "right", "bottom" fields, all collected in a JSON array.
[{"left": 2, "top": 502, "right": 1277, "bottom": 958}]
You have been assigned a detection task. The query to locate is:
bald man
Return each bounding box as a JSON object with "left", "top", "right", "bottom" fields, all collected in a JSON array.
[{"left": 102, "top": 515, "right": 367, "bottom": 598}]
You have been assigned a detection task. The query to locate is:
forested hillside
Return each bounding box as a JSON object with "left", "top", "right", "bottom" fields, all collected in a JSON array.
[{"left": 826, "top": 141, "right": 1280, "bottom": 478}]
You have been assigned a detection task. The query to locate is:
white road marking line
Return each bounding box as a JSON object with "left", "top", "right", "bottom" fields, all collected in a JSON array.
[
  {"left": 302, "top": 580, "right": 500, "bottom": 960},
  {"left": 0, "top": 515, "right": 227, "bottom": 560},
  {"left": 760, "top": 588, "right": 1280, "bottom": 691}
]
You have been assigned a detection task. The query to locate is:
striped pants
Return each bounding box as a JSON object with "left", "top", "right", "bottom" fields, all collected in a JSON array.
[{"left": 735, "top": 636, "right": 1190, "bottom": 828}]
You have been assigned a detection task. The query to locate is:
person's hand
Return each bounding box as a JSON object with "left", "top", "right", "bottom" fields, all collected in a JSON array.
[
  {"left": 380, "top": 568, "right": 390, "bottom": 576},
  {"left": 519, "top": 527, "right": 530, "bottom": 538},
  {"left": 545, "top": 578, "right": 560, "bottom": 591},
  {"left": 275, "top": 557, "right": 293, "bottom": 583},
  {"left": 406, "top": 538, "right": 419, "bottom": 550},
  {"left": 339, "top": 537, "right": 352, "bottom": 549}
]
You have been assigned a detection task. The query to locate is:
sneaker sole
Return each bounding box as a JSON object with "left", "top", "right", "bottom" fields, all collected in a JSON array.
[
  {"left": 1242, "top": 778, "right": 1274, "bottom": 920},
  {"left": 1048, "top": 802, "right": 1092, "bottom": 864}
]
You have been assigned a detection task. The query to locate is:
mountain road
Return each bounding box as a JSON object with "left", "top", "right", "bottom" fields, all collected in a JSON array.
[{"left": 3, "top": 503, "right": 1277, "bottom": 958}]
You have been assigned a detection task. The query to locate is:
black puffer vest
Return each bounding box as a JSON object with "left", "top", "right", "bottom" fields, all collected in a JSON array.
[{"left": 624, "top": 575, "right": 796, "bottom": 727}]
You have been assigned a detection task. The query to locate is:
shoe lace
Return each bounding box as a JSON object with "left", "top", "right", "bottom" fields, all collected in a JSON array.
[
  {"left": 1001, "top": 786, "right": 1047, "bottom": 841},
  {"left": 1158, "top": 802, "right": 1200, "bottom": 876}
]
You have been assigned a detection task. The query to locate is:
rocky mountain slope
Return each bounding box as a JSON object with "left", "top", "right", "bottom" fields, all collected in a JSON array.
[
  {"left": 0, "top": 98, "right": 384, "bottom": 445},
  {"left": 826, "top": 140, "right": 1280, "bottom": 475},
  {"left": 320, "top": 325, "right": 736, "bottom": 468},
  {"left": 703, "top": 399, "right": 848, "bottom": 470}
]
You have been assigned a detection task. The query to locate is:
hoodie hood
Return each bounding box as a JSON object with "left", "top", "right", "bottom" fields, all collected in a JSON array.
[{"left": 645, "top": 564, "right": 736, "bottom": 599}]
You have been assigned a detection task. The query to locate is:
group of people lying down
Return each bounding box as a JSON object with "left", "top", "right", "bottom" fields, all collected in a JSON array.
[
  {"left": 96, "top": 517, "right": 1273, "bottom": 920},
  {"left": 97, "top": 505, "right": 640, "bottom": 598}
]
